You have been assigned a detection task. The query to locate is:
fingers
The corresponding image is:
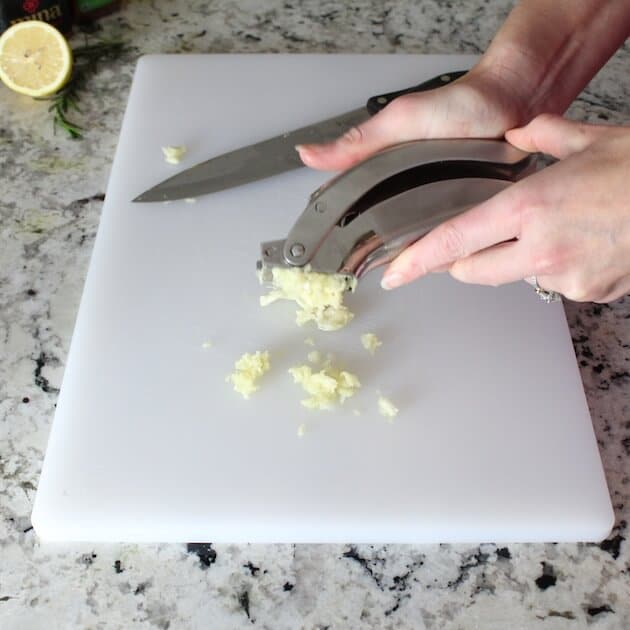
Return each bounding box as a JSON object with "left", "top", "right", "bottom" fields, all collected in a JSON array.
[
  {"left": 593, "top": 276, "right": 630, "bottom": 303},
  {"left": 505, "top": 113, "right": 621, "bottom": 159},
  {"left": 448, "top": 241, "right": 532, "bottom": 286},
  {"left": 296, "top": 117, "right": 389, "bottom": 171},
  {"left": 298, "top": 74, "right": 519, "bottom": 171},
  {"left": 371, "top": 112, "right": 630, "bottom": 301},
  {"left": 297, "top": 97, "right": 416, "bottom": 171},
  {"left": 381, "top": 185, "right": 524, "bottom": 290}
]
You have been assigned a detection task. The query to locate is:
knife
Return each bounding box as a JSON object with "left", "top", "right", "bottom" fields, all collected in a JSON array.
[{"left": 133, "top": 69, "right": 468, "bottom": 203}]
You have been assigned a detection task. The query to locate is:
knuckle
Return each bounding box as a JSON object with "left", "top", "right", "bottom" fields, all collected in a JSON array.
[
  {"left": 448, "top": 260, "right": 468, "bottom": 282},
  {"left": 531, "top": 252, "right": 555, "bottom": 276},
  {"left": 404, "top": 253, "right": 429, "bottom": 279},
  {"left": 559, "top": 274, "right": 594, "bottom": 303},
  {"left": 393, "top": 242, "right": 428, "bottom": 279},
  {"left": 563, "top": 288, "right": 587, "bottom": 302},
  {"left": 535, "top": 112, "right": 557, "bottom": 125},
  {"left": 380, "top": 95, "right": 423, "bottom": 134},
  {"left": 341, "top": 125, "right": 365, "bottom": 145},
  {"left": 513, "top": 189, "right": 543, "bottom": 231},
  {"left": 384, "top": 94, "right": 417, "bottom": 117},
  {"left": 531, "top": 245, "right": 564, "bottom": 276},
  {"left": 531, "top": 112, "right": 558, "bottom": 130},
  {"left": 564, "top": 288, "right": 590, "bottom": 303},
  {"left": 436, "top": 222, "right": 467, "bottom": 261},
  {"left": 576, "top": 284, "right": 602, "bottom": 303},
  {"left": 593, "top": 281, "right": 624, "bottom": 303}
]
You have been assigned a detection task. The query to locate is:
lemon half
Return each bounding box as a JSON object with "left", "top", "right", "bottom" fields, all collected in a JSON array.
[{"left": 0, "top": 21, "right": 72, "bottom": 97}]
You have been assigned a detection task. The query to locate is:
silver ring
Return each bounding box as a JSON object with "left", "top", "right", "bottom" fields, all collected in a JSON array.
[{"left": 533, "top": 276, "right": 561, "bottom": 303}]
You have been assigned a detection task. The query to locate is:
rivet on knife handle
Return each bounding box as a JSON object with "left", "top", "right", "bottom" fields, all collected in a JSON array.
[{"left": 366, "top": 69, "right": 468, "bottom": 115}]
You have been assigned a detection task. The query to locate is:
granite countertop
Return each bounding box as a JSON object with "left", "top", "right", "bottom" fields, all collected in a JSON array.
[{"left": 1, "top": 1, "right": 628, "bottom": 628}]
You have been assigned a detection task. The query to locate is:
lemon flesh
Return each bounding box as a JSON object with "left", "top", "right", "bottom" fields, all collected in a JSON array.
[{"left": 0, "top": 21, "right": 72, "bottom": 97}]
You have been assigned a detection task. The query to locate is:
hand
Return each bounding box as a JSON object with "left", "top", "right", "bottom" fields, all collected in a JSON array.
[
  {"left": 380, "top": 114, "right": 630, "bottom": 303},
  {"left": 296, "top": 69, "right": 527, "bottom": 171}
]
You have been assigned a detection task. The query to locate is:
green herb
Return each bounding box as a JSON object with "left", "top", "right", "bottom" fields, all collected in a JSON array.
[{"left": 37, "top": 39, "right": 129, "bottom": 139}]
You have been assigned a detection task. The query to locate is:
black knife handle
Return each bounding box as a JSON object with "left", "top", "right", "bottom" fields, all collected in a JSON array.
[{"left": 366, "top": 69, "right": 468, "bottom": 116}]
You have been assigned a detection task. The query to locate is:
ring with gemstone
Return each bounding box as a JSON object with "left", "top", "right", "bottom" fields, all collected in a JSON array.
[{"left": 533, "top": 276, "right": 561, "bottom": 303}]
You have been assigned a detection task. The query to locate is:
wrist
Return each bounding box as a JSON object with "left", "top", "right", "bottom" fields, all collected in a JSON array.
[
  {"left": 469, "top": 0, "right": 630, "bottom": 128},
  {"left": 455, "top": 62, "right": 531, "bottom": 134}
]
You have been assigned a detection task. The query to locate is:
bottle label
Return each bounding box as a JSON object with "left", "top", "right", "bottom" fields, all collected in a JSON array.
[{"left": 0, "top": 0, "right": 73, "bottom": 34}]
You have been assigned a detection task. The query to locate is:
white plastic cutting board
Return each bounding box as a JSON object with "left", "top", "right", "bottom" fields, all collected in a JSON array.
[{"left": 32, "top": 55, "right": 613, "bottom": 543}]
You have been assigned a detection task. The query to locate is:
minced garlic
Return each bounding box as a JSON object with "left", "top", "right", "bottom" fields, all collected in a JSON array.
[
  {"left": 289, "top": 364, "right": 360, "bottom": 410},
  {"left": 361, "top": 333, "right": 382, "bottom": 355},
  {"left": 307, "top": 350, "right": 322, "bottom": 364},
  {"left": 161, "top": 145, "right": 187, "bottom": 164},
  {"left": 304, "top": 337, "right": 315, "bottom": 347},
  {"left": 259, "top": 266, "right": 355, "bottom": 331},
  {"left": 378, "top": 395, "right": 399, "bottom": 421},
  {"left": 297, "top": 423, "right": 307, "bottom": 437},
  {"left": 226, "top": 351, "right": 270, "bottom": 399}
]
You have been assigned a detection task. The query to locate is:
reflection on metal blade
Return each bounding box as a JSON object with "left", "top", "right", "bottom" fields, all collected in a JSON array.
[{"left": 133, "top": 107, "right": 370, "bottom": 202}]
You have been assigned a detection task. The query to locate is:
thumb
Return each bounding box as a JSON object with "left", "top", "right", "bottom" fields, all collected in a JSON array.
[
  {"left": 505, "top": 113, "right": 619, "bottom": 159},
  {"left": 296, "top": 96, "right": 422, "bottom": 171}
]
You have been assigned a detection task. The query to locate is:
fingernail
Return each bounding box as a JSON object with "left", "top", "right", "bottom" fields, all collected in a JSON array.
[
  {"left": 295, "top": 145, "right": 312, "bottom": 165},
  {"left": 295, "top": 145, "right": 317, "bottom": 163},
  {"left": 381, "top": 273, "right": 404, "bottom": 290},
  {"left": 295, "top": 144, "right": 317, "bottom": 153}
]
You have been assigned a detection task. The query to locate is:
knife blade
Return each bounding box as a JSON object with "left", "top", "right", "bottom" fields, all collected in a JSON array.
[{"left": 133, "top": 69, "right": 468, "bottom": 203}]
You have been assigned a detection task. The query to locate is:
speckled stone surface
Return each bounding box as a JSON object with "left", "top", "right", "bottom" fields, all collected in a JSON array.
[{"left": 1, "top": 1, "right": 629, "bottom": 628}]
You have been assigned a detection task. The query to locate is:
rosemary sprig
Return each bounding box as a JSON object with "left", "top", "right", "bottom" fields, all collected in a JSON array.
[{"left": 37, "top": 39, "right": 129, "bottom": 139}]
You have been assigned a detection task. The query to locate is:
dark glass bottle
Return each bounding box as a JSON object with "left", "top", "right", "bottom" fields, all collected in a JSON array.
[
  {"left": 0, "top": 0, "right": 74, "bottom": 35},
  {"left": 71, "top": 0, "right": 120, "bottom": 24}
]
